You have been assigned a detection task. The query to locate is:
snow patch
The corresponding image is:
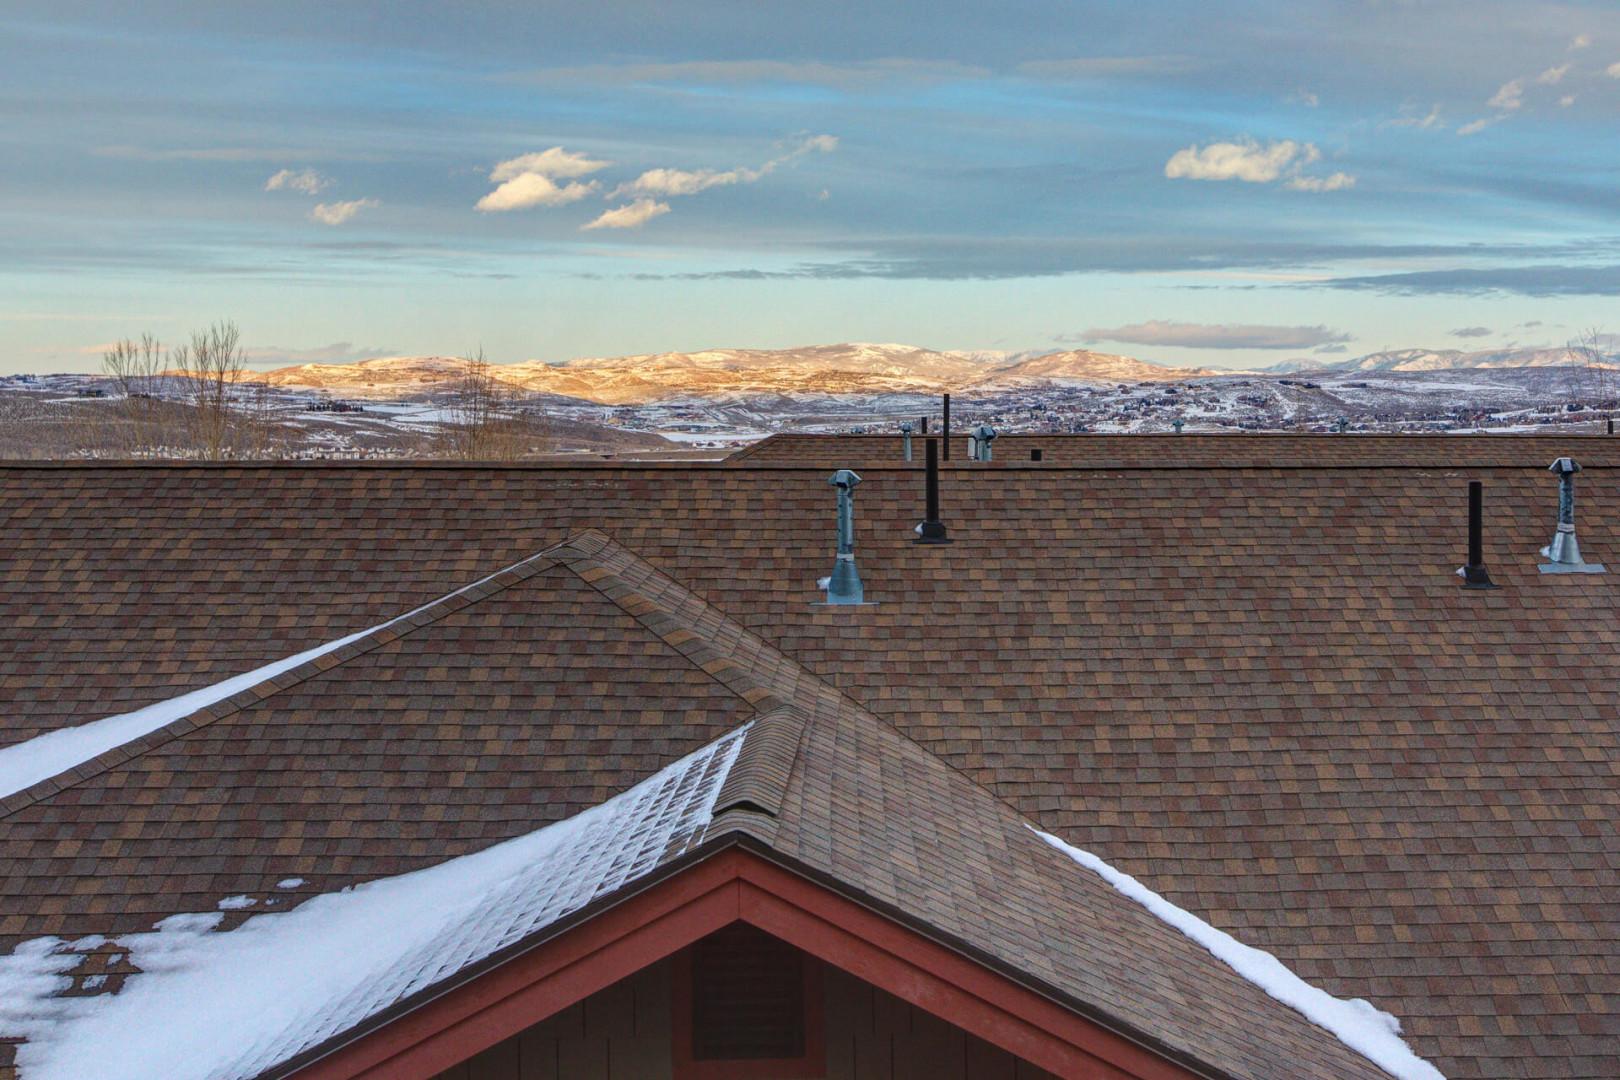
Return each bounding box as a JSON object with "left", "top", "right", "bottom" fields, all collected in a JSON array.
[
  {"left": 216, "top": 896, "right": 257, "bottom": 911},
  {"left": 1, "top": 727, "right": 748, "bottom": 1080},
  {"left": 275, "top": 878, "right": 305, "bottom": 890},
  {"left": 1032, "top": 827, "right": 1444, "bottom": 1080},
  {"left": 0, "top": 556, "right": 543, "bottom": 802}
]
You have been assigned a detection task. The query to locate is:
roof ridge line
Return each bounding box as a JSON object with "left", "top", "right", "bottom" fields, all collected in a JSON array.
[
  {"left": 0, "top": 550, "right": 562, "bottom": 821},
  {"left": 540, "top": 530, "right": 1066, "bottom": 851},
  {"left": 706, "top": 705, "right": 810, "bottom": 845},
  {"left": 543, "top": 529, "right": 809, "bottom": 715}
]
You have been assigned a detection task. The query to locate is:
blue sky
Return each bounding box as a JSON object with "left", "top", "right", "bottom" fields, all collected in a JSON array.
[{"left": 3, "top": 0, "right": 1619, "bottom": 373}]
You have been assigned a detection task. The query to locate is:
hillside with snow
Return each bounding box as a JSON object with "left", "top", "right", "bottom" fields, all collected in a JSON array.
[{"left": 257, "top": 342, "right": 1236, "bottom": 405}]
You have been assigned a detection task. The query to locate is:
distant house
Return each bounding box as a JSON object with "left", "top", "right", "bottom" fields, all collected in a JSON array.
[{"left": 0, "top": 435, "right": 1615, "bottom": 1079}]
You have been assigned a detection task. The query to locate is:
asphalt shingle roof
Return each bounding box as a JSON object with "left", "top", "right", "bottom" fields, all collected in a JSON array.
[{"left": 1, "top": 440, "right": 1616, "bottom": 1078}]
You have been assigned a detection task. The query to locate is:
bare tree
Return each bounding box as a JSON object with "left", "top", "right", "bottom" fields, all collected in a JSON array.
[
  {"left": 437, "top": 349, "right": 521, "bottom": 459},
  {"left": 101, "top": 334, "right": 167, "bottom": 454},
  {"left": 170, "top": 321, "right": 248, "bottom": 459},
  {"left": 1570, "top": 327, "right": 1610, "bottom": 420}
]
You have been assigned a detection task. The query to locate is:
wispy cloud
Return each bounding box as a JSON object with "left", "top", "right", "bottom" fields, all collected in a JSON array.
[
  {"left": 309, "top": 198, "right": 378, "bottom": 226},
  {"left": 1535, "top": 64, "right": 1570, "bottom": 85},
  {"left": 1450, "top": 326, "right": 1493, "bottom": 338},
  {"left": 1487, "top": 77, "right": 1526, "bottom": 110},
  {"left": 608, "top": 134, "right": 837, "bottom": 199},
  {"left": 504, "top": 58, "right": 987, "bottom": 88},
  {"left": 264, "top": 168, "right": 331, "bottom": 195},
  {"left": 1387, "top": 103, "right": 1443, "bottom": 130},
  {"left": 1015, "top": 55, "right": 1193, "bottom": 79},
  {"left": 1570, "top": 34, "right": 1592, "bottom": 51},
  {"left": 1320, "top": 264, "right": 1620, "bottom": 297},
  {"left": 476, "top": 148, "right": 610, "bottom": 213},
  {"left": 582, "top": 198, "right": 670, "bottom": 230},
  {"left": 243, "top": 341, "right": 395, "bottom": 368},
  {"left": 1285, "top": 172, "right": 1356, "bottom": 192},
  {"left": 1078, "top": 320, "right": 1352, "bottom": 350},
  {"left": 1607, "top": 61, "right": 1620, "bottom": 78},
  {"left": 1164, "top": 138, "right": 1353, "bottom": 192},
  {"left": 94, "top": 145, "right": 375, "bottom": 163}
]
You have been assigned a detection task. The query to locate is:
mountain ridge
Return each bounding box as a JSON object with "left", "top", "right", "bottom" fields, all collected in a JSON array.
[{"left": 256, "top": 341, "right": 1614, "bottom": 405}]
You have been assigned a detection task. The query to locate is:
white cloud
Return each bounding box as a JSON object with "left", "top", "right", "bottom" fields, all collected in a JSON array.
[
  {"left": 1487, "top": 78, "right": 1525, "bottom": 110},
  {"left": 1560, "top": 94, "right": 1577, "bottom": 107},
  {"left": 476, "top": 174, "right": 598, "bottom": 212},
  {"left": 612, "top": 166, "right": 755, "bottom": 198},
  {"left": 608, "top": 134, "right": 838, "bottom": 199},
  {"left": 308, "top": 198, "right": 378, "bottom": 226},
  {"left": 1457, "top": 116, "right": 1497, "bottom": 136},
  {"left": 582, "top": 198, "right": 670, "bottom": 230},
  {"left": 1387, "top": 104, "right": 1443, "bottom": 130},
  {"left": 1535, "top": 64, "right": 1570, "bottom": 85},
  {"left": 1080, "top": 321, "right": 1352, "bottom": 350},
  {"left": 1285, "top": 171, "right": 1356, "bottom": 192},
  {"left": 1570, "top": 34, "right": 1592, "bottom": 50},
  {"left": 488, "top": 147, "right": 610, "bottom": 182},
  {"left": 1288, "top": 88, "right": 1320, "bottom": 107},
  {"left": 475, "top": 147, "right": 610, "bottom": 213},
  {"left": 264, "top": 168, "right": 331, "bottom": 195},
  {"left": 1607, "top": 61, "right": 1620, "bottom": 78},
  {"left": 1164, "top": 138, "right": 1305, "bottom": 183},
  {"left": 1164, "top": 138, "right": 1350, "bottom": 192}
]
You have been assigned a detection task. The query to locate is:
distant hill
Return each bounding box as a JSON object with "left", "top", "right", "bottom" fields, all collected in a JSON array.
[
  {"left": 992, "top": 349, "right": 1222, "bottom": 383},
  {"left": 1269, "top": 346, "right": 1616, "bottom": 374},
  {"left": 259, "top": 342, "right": 1222, "bottom": 405}
]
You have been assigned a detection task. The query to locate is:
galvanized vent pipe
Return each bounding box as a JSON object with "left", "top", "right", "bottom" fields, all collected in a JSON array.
[
  {"left": 900, "top": 421, "right": 914, "bottom": 462},
  {"left": 826, "top": 469, "right": 865, "bottom": 603},
  {"left": 1539, "top": 457, "right": 1604, "bottom": 573},
  {"left": 973, "top": 424, "right": 997, "bottom": 461}
]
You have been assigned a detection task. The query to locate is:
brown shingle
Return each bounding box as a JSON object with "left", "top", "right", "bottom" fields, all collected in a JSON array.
[{"left": 1, "top": 444, "right": 1616, "bottom": 1078}]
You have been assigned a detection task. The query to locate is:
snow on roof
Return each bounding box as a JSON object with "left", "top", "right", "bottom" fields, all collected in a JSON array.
[
  {"left": 0, "top": 725, "right": 748, "bottom": 1080},
  {"left": 1032, "top": 827, "right": 1445, "bottom": 1080},
  {"left": 0, "top": 558, "right": 540, "bottom": 803}
]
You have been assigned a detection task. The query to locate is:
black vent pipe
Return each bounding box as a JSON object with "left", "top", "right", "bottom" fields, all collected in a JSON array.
[
  {"left": 1461, "top": 480, "right": 1497, "bottom": 589},
  {"left": 915, "top": 438, "right": 950, "bottom": 544},
  {"left": 942, "top": 393, "right": 951, "bottom": 461}
]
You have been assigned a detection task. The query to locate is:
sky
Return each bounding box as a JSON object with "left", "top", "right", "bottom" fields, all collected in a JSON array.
[{"left": 3, "top": 0, "right": 1619, "bottom": 374}]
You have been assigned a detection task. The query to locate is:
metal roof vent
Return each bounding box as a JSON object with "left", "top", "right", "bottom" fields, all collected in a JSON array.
[
  {"left": 968, "top": 424, "right": 997, "bottom": 461},
  {"left": 1172, "top": 418, "right": 1184, "bottom": 434},
  {"left": 1459, "top": 480, "right": 1497, "bottom": 589},
  {"left": 823, "top": 469, "right": 865, "bottom": 603},
  {"left": 899, "top": 421, "right": 914, "bottom": 462},
  {"left": 1540, "top": 457, "right": 1605, "bottom": 574},
  {"left": 915, "top": 438, "right": 950, "bottom": 544}
]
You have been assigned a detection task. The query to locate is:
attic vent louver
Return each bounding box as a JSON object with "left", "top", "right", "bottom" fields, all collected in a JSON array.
[
  {"left": 899, "top": 421, "right": 914, "bottom": 462},
  {"left": 1539, "top": 457, "right": 1605, "bottom": 574},
  {"left": 824, "top": 469, "right": 865, "bottom": 603}
]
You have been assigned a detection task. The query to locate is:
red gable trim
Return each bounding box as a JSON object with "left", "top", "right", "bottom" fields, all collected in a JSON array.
[{"left": 285, "top": 848, "right": 1208, "bottom": 1080}]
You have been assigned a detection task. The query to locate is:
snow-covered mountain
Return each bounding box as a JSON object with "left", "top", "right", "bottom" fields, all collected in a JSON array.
[
  {"left": 258, "top": 343, "right": 1223, "bottom": 405},
  {"left": 257, "top": 340, "right": 1618, "bottom": 406},
  {"left": 1270, "top": 346, "right": 1615, "bottom": 374},
  {"left": 993, "top": 349, "right": 1222, "bottom": 383}
]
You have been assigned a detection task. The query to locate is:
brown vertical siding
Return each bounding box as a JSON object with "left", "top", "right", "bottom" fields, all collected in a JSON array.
[{"left": 432, "top": 951, "right": 1057, "bottom": 1080}]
